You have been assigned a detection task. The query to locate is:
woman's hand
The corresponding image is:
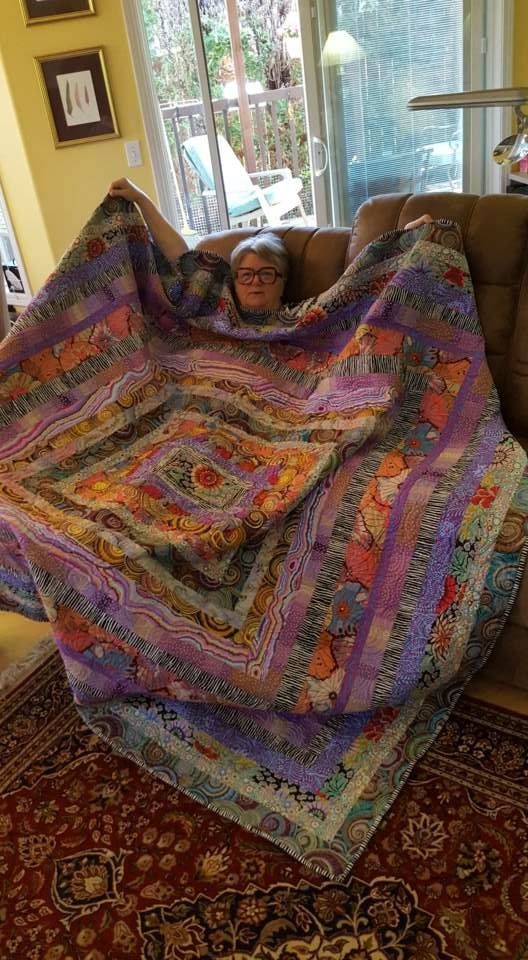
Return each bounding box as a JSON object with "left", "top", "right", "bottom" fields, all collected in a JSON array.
[
  {"left": 108, "top": 178, "right": 148, "bottom": 207},
  {"left": 404, "top": 214, "right": 433, "bottom": 230},
  {"left": 108, "top": 178, "right": 188, "bottom": 260}
]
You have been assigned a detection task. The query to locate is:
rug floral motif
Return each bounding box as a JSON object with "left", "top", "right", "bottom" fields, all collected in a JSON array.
[{"left": 1, "top": 644, "right": 527, "bottom": 960}]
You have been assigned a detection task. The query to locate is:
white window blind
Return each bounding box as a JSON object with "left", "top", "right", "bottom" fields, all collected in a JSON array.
[{"left": 328, "top": 0, "right": 464, "bottom": 219}]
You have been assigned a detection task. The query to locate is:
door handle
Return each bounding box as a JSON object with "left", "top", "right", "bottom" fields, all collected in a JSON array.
[{"left": 312, "top": 136, "right": 329, "bottom": 177}]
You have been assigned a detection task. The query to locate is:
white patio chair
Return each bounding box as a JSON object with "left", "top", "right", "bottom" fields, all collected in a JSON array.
[{"left": 181, "top": 134, "right": 308, "bottom": 228}]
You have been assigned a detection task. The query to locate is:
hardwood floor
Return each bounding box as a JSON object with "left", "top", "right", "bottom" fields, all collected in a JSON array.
[
  {"left": 1, "top": 612, "right": 527, "bottom": 716},
  {"left": 0, "top": 612, "right": 50, "bottom": 673}
]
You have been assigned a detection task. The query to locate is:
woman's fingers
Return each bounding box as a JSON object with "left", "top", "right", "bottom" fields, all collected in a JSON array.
[
  {"left": 108, "top": 177, "right": 129, "bottom": 193},
  {"left": 108, "top": 178, "right": 144, "bottom": 202}
]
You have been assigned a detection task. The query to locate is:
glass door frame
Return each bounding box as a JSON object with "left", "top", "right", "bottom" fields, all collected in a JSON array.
[
  {"left": 297, "top": 0, "right": 513, "bottom": 227},
  {"left": 187, "top": 0, "right": 230, "bottom": 228},
  {"left": 123, "top": 0, "right": 231, "bottom": 232},
  {"left": 482, "top": 0, "right": 514, "bottom": 194},
  {"left": 463, "top": 0, "right": 514, "bottom": 195},
  {"left": 298, "top": 1, "right": 331, "bottom": 225}
]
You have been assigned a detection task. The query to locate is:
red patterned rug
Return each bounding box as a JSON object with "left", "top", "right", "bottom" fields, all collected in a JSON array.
[{"left": 1, "top": 640, "right": 528, "bottom": 960}]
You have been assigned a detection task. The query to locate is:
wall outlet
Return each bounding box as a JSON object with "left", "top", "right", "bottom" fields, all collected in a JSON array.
[{"left": 125, "top": 140, "right": 143, "bottom": 167}]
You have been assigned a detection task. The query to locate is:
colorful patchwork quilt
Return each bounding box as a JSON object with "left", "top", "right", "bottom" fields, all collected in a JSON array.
[{"left": 1, "top": 197, "right": 526, "bottom": 878}]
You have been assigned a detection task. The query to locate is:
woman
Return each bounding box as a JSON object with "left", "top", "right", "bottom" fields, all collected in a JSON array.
[{"left": 108, "top": 177, "right": 431, "bottom": 312}]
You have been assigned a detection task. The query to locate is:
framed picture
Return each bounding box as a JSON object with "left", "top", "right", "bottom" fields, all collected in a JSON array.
[
  {"left": 0, "top": 183, "right": 32, "bottom": 313},
  {"left": 36, "top": 48, "right": 119, "bottom": 147},
  {"left": 20, "top": 0, "right": 95, "bottom": 24}
]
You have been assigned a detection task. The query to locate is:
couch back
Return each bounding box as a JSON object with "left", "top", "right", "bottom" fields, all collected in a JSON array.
[{"left": 197, "top": 191, "right": 528, "bottom": 443}]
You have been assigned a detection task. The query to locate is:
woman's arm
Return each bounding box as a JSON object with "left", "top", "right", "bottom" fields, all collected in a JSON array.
[{"left": 108, "top": 178, "right": 189, "bottom": 260}]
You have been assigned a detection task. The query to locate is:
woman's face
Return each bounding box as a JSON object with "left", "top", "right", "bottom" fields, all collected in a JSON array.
[{"left": 233, "top": 252, "right": 285, "bottom": 311}]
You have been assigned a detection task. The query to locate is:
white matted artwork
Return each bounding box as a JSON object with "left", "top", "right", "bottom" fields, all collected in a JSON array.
[
  {"left": 36, "top": 48, "right": 119, "bottom": 147},
  {"left": 57, "top": 70, "right": 101, "bottom": 126}
]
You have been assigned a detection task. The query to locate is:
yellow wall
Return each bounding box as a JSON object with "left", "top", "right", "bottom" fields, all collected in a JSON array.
[
  {"left": 0, "top": 47, "right": 52, "bottom": 290},
  {"left": 514, "top": 0, "right": 528, "bottom": 84},
  {"left": 0, "top": 0, "right": 157, "bottom": 292}
]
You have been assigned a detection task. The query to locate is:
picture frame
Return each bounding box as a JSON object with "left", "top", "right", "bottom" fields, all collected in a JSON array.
[
  {"left": 0, "top": 183, "right": 32, "bottom": 313},
  {"left": 36, "top": 48, "right": 119, "bottom": 147},
  {"left": 20, "top": 0, "right": 95, "bottom": 25}
]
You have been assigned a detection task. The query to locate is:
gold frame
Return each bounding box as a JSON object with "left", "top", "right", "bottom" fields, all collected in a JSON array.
[
  {"left": 20, "top": 0, "right": 95, "bottom": 24},
  {"left": 35, "top": 47, "right": 119, "bottom": 148}
]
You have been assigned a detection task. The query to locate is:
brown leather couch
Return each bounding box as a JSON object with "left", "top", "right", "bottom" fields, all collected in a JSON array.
[{"left": 197, "top": 192, "right": 528, "bottom": 692}]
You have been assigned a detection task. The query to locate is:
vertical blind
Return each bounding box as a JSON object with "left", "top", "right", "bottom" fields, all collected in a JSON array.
[{"left": 328, "top": 0, "right": 464, "bottom": 220}]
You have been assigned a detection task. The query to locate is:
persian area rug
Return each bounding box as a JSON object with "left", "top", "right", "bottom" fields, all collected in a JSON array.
[
  {"left": 0, "top": 198, "right": 527, "bottom": 878},
  {"left": 2, "top": 642, "right": 528, "bottom": 960}
]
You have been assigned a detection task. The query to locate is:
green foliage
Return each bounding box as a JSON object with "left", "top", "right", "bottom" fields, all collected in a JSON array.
[
  {"left": 141, "top": 0, "right": 200, "bottom": 103},
  {"left": 199, "top": 16, "right": 262, "bottom": 99},
  {"left": 141, "top": 0, "right": 298, "bottom": 104}
]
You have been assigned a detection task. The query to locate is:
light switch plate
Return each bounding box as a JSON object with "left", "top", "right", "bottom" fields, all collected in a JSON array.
[{"left": 125, "top": 140, "right": 143, "bottom": 167}]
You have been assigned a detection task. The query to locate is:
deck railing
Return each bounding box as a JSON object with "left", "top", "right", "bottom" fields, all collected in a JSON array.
[{"left": 160, "top": 84, "right": 312, "bottom": 234}]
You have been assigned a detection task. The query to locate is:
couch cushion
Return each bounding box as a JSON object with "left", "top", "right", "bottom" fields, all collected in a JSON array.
[
  {"left": 346, "top": 192, "right": 528, "bottom": 436},
  {"left": 198, "top": 192, "right": 528, "bottom": 436}
]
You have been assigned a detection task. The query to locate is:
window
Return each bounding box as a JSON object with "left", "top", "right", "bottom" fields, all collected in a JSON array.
[{"left": 302, "top": 0, "right": 511, "bottom": 225}]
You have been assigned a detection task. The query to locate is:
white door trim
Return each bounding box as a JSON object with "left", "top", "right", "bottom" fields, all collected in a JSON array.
[
  {"left": 484, "top": 0, "right": 513, "bottom": 194},
  {"left": 121, "top": 0, "right": 181, "bottom": 224},
  {"left": 187, "top": 0, "right": 230, "bottom": 229},
  {"left": 466, "top": 0, "right": 513, "bottom": 194},
  {"left": 298, "top": 0, "right": 330, "bottom": 225},
  {"left": 464, "top": 0, "right": 486, "bottom": 194}
]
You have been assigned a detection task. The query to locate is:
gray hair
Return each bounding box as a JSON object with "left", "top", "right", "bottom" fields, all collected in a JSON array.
[{"left": 230, "top": 233, "right": 289, "bottom": 281}]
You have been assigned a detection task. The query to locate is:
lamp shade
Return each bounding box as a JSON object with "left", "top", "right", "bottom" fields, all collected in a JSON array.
[{"left": 321, "top": 31, "right": 365, "bottom": 67}]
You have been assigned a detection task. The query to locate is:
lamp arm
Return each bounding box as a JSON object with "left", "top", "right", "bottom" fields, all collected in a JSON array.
[
  {"left": 407, "top": 88, "right": 528, "bottom": 170},
  {"left": 407, "top": 87, "right": 528, "bottom": 111}
]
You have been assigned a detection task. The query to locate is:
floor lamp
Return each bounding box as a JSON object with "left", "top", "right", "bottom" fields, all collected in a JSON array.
[{"left": 408, "top": 87, "right": 528, "bottom": 168}]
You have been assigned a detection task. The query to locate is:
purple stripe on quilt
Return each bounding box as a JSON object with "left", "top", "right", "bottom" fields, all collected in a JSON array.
[
  {"left": 390, "top": 267, "right": 475, "bottom": 314},
  {"left": 381, "top": 315, "right": 484, "bottom": 356},
  {"left": 0, "top": 569, "right": 36, "bottom": 590},
  {"left": 162, "top": 698, "right": 371, "bottom": 792},
  {"left": 56, "top": 638, "right": 145, "bottom": 701},
  {"left": 389, "top": 413, "right": 505, "bottom": 701},
  {"left": 2, "top": 291, "right": 140, "bottom": 370},
  {"left": 261, "top": 453, "right": 367, "bottom": 679},
  {"left": 336, "top": 353, "right": 485, "bottom": 710}
]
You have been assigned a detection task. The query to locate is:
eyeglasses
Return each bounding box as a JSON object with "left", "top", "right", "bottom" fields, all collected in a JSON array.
[{"left": 235, "top": 267, "right": 283, "bottom": 285}]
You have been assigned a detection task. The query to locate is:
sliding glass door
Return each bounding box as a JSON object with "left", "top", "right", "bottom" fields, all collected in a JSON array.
[
  {"left": 133, "top": 0, "right": 315, "bottom": 242},
  {"left": 299, "top": 0, "right": 504, "bottom": 227},
  {"left": 126, "top": 0, "right": 509, "bottom": 234}
]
